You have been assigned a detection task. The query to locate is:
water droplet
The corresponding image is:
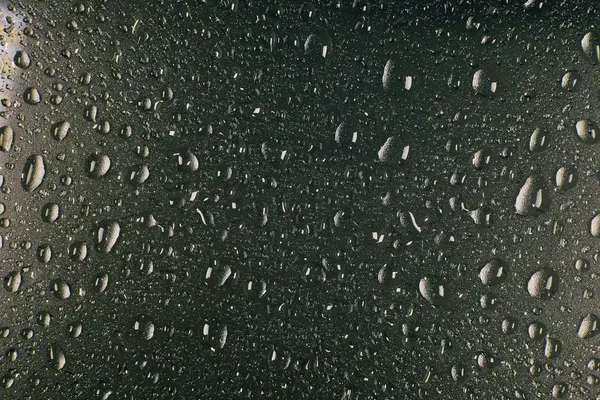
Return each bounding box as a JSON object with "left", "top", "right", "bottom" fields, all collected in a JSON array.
[
  {"left": 41, "top": 202, "right": 60, "bottom": 223},
  {"left": 14, "top": 50, "right": 31, "bottom": 68},
  {"left": 515, "top": 175, "right": 550, "bottom": 215},
  {"left": 51, "top": 280, "right": 71, "bottom": 299},
  {"left": 582, "top": 32, "right": 600, "bottom": 64},
  {"left": 4, "top": 271, "right": 21, "bottom": 293},
  {"left": 23, "top": 87, "right": 41, "bottom": 105},
  {"left": 0, "top": 126, "right": 13, "bottom": 152},
  {"left": 95, "top": 220, "right": 120, "bottom": 253},
  {"left": 575, "top": 258, "right": 589, "bottom": 271},
  {"left": 529, "top": 128, "right": 548, "bottom": 152},
  {"left": 67, "top": 322, "right": 82, "bottom": 338},
  {"left": 561, "top": 70, "right": 579, "bottom": 90},
  {"left": 419, "top": 275, "right": 446, "bottom": 306},
  {"left": 590, "top": 214, "right": 600, "bottom": 237},
  {"left": 176, "top": 151, "right": 198, "bottom": 172},
  {"left": 555, "top": 166, "right": 577, "bottom": 191},
  {"left": 48, "top": 345, "right": 66, "bottom": 370},
  {"left": 472, "top": 69, "right": 497, "bottom": 96},
  {"left": 527, "top": 268, "right": 558, "bottom": 298},
  {"left": 87, "top": 154, "right": 111, "bottom": 179},
  {"left": 479, "top": 258, "right": 506, "bottom": 286},
  {"left": 378, "top": 137, "right": 409, "bottom": 163},
  {"left": 544, "top": 337, "right": 561, "bottom": 359},
  {"left": 68, "top": 242, "right": 88, "bottom": 262},
  {"left": 501, "top": 316, "right": 517, "bottom": 334},
  {"left": 451, "top": 364, "right": 466, "bottom": 383},
  {"left": 37, "top": 244, "right": 53, "bottom": 264},
  {"left": 51, "top": 121, "right": 71, "bottom": 142},
  {"left": 127, "top": 164, "right": 149, "bottom": 185},
  {"left": 21, "top": 154, "right": 46, "bottom": 192},
  {"left": 528, "top": 321, "right": 546, "bottom": 340},
  {"left": 472, "top": 148, "right": 492, "bottom": 170},
  {"left": 576, "top": 119, "right": 598, "bottom": 143},
  {"left": 578, "top": 313, "right": 600, "bottom": 339},
  {"left": 94, "top": 273, "right": 109, "bottom": 293}
]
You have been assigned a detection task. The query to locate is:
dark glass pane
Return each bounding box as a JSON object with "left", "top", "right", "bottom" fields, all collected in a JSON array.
[{"left": 0, "top": 0, "right": 598, "bottom": 398}]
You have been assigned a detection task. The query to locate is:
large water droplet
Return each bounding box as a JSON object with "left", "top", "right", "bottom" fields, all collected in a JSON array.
[
  {"left": 575, "top": 119, "right": 598, "bottom": 143},
  {"left": 21, "top": 154, "right": 46, "bottom": 192},
  {"left": 582, "top": 32, "right": 600, "bottom": 64},
  {"left": 578, "top": 314, "right": 600, "bottom": 339},
  {"left": 14, "top": 50, "right": 31, "bottom": 69},
  {"left": 51, "top": 121, "right": 70, "bottom": 142},
  {"left": 515, "top": 175, "right": 550, "bottom": 215},
  {"left": 527, "top": 268, "right": 559, "bottom": 299},
  {"left": 23, "top": 87, "right": 41, "bottom": 105},
  {"left": 87, "top": 154, "right": 111, "bottom": 179},
  {"left": 95, "top": 220, "right": 120, "bottom": 253},
  {"left": 479, "top": 258, "right": 507, "bottom": 286}
]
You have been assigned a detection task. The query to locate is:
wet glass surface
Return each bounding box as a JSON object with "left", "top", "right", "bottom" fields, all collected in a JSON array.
[{"left": 1, "top": 0, "right": 600, "bottom": 398}]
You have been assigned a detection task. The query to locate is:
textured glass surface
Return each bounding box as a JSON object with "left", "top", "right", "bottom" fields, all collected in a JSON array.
[{"left": 1, "top": 0, "right": 599, "bottom": 398}]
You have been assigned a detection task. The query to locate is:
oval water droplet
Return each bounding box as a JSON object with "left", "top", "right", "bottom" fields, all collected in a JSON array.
[
  {"left": 576, "top": 119, "right": 598, "bottom": 143},
  {"left": 527, "top": 268, "right": 559, "bottom": 299},
  {"left": 529, "top": 128, "right": 548, "bottom": 152},
  {"left": 0, "top": 126, "right": 13, "bottom": 152},
  {"left": 479, "top": 258, "right": 506, "bottom": 286},
  {"left": 578, "top": 314, "right": 600, "bottom": 339},
  {"left": 451, "top": 364, "right": 466, "bottom": 383},
  {"left": 501, "top": 316, "right": 517, "bottom": 335},
  {"left": 87, "top": 154, "right": 111, "bottom": 179},
  {"left": 555, "top": 166, "right": 577, "bottom": 191},
  {"left": 419, "top": 275, "right": 446, "bottom": 306},
  {"left": 590, "top": 214, "right": 600, "bottom": 237},
  {"left": 51, "top": 121, "right": 70, "bottom": 142},
  {"left": 41, "top": 202, "right": 60, "bottom": 223},
  {"left": 14, "top": 50, "right": 31, "bottom": 68},
  {"left": 94, "top": 273, "right": 109, "bottom": 293},
  {"left": 68, "top": 242, "right": 88, "bottom": 262},
  {"left": 472, "top": 69, "right": 497, "bottom": 96},
  {"left": 561, "top": 70, "right": 579, "bottom": 91},
  {"left": 127, "top": 164, "right": 149, "bottom": 185},
  {"left": 51, "top": 280, "right": 71, "bottom": 299},
  {"left": 96, "top": 220, "right": 120, "bottom": 253},
  {"left": 176, "top": 151, "right": 199, "bottom": 172},
  {"left": 37, "top": 244, "right": 53, "bottom": 264},
  {"left": 378, "top": 137, "right": 409, "bottom": 163},
  {"left": 544, "top": 337, "right": 561, "bottom": 359},
  {"left": 528, "top": 321, "right": 546, "bottom": 340},
  {"left": 23, "top": 87, "right": 41, "bottom": 105},
  {"left": 4, "top": 271, "right": 21, "bottom": 293},
  {"left": 582, "top": 32, "right": 600, "bottom": 64},
  {"left": 515, "top": 175, "right": 550, "bottom": 215},
  {"left": 21, "top": 154, "right": 46, "bottom": 192}
]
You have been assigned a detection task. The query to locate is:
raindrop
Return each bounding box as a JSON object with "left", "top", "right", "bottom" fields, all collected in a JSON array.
[
  {"left": 14, "top": 50, "right": 31, "bottom": 68},
  {"left": 527, "top": 269, "right": 558, "bottom": 299},
  {"left": 0, "top": 126, "right": 13, "bottom": 152},
  {"left": 4, "top": 271, "right": 21, "bottom": 293},
  {"left": 578, "top": 314, "right": 600, "bottom": 339},
  {"left": 87, "top": 154, "right": 111, "bottom": 179},
  {"left": 575, "top": 119, "right": 598, "bottom": 143},
  {"left": 582, "top": 32, "right": 600, "bottom": 64},
  {"left": 515, "top": 175, "right": 550, "bottom": 215},
  {"left": 21, "top": 154, "right": 46, "bottom": 192},
  {"left": 479, "top": 258, "right": 506, "bottom": 286},
  {"left": 24, "top": 87, "right": 41, "bottom": 105},
  {"left": 555, "top": 166, "right": 577, "bottom": 191},
  {"left": 51, "top": 121, "right": 71, "bottom": 142},
  {"left": 95, "top": 220, "right": 120, "bottom": 253},
  {"left": 472, "top": 69, "right": 497, "bottom": 96},
  {"left": 41, "top": 202, "right": 60, "bottom": 223}
]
